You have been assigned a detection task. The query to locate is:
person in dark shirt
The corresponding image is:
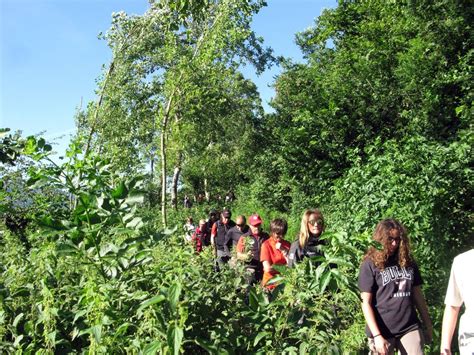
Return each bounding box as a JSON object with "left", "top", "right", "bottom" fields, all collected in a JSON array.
[
  {"left": 225, "top": 215, "right": 249, "bottom": 253},
  {"left": 358, "top": 219, "right": 432, "bottom": 355},
  {"left": 211, "top": 209, "right": 235, "bottom": 266},
  {"left": 288, "top": 209, "right": 326, "bottom": 268}
]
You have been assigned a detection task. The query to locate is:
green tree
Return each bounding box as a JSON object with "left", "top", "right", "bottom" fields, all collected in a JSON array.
[
  {"left": 80, "top": 0, "right": 272, "bottom": 226},
  {"left": 256, "top": 0, "right": 472, "bottom": 211}
]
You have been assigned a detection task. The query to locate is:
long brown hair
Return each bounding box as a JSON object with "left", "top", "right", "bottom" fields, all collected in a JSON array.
[
  {"left": 298, "top": 209, "right": 324, "bottom": 248},
  {"left": 364, "top": 218, "right": 413, "bottom": 269}
]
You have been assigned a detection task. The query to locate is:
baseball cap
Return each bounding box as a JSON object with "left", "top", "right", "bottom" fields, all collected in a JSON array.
[{"left": 248, "top": 214, "right": 262, "bottom": 226}]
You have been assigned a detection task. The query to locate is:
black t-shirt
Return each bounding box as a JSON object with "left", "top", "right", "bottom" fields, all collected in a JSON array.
[
  {"left": 215, "top": 220, "right": 235, "bottom": 250},
  {"left": 288, "top": 235, "right": 325, "bottom": 268},
  {"left": 358, "top": 257, "right": 422, "bottom": 338},
  {"left": 224, "top": 225, "right": 248, "bottom": 250}
]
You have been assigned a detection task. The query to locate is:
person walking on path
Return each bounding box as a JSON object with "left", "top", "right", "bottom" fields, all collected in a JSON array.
[
  {"left": 260, "top": 218, "right": 291, "bottom": 289},
  {"left": 358, "top": 219, "right": 432, "bottom": 355},
  {"left": 211, "top": 209, "right": 235, "bottom": 267},
  {"left": 225, "top": 215, "right": 249, "bottom": 253},
  {"left": 288, "top": 208, "right": 326, "bottom": 268},
  {"left": 183, "top": 216, "right": 195, "bottom": 243},
  {"left": 183, "top": 195, "right": 192, "bottom": 208},
  {"left": 236, "top": 213, "right": 269, "bottom": 285},
  {"left": 191, "top": 219, "right": 209, "bottom": 253},
  {"left": 440, "top": 248, "right": 474, "bottom": 355}
]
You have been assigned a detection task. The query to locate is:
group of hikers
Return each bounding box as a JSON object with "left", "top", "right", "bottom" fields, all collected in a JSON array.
[
  {"left": 183, "top": 208, "right": 325, "bottom": 289},
  {"left": 183, "top": 208, "right": 472, "bottom": 355}
]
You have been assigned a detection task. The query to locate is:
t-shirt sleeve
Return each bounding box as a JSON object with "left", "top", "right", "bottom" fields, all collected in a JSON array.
[
  {"left": 358, "top": 259, "right": 376, "bottom": 293},
  {"left": 444, "top": 258, "right": 463, "bottom": 307},
  {"left": 260, "top": 241, "right": 272, "bottom": 263},
  {"left": 412, "top": 262, "right": 423, "bottom": 287},
  {"left": 211, "top": 223, "right": 217, "bottom": 237}
]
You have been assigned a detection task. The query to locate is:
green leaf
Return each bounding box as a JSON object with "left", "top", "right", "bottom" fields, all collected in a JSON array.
[
  {"left": 167, "top": 324, "right": 183, "bottom": 355},
  {"left": 143, "top": 340, "right": 162, "bottom": 355},
  {"left": 126, "top": 217, "right": 143, "bottom": 229},
  {"left": 248, "top": 287, "right": 259, "bottom": 311},
  {"left": 124, "top": 193, "right": 144, "bottom": 205},
  {"left": 168, "top": 282, "right": 182, "bottom": 313},
  {"left": 91, "top": 325, "right": 102, "bottom": 343},
  {"left": 12, "top": 313, "right": 24, "bottom": 328},
  {"left": 13, "top": 334, "right": 24, "bottom": 347},
  {"left": 194, "top": 338, "right": 221, "bottom": 353},
  {"left": 111, "top": 182, "right": 127, "bottom": 199},
  {"left": 56, "top": 242, "right": 79, "bottom": 255},
  {"left": 319, "top": 271, "right": 331, "bottom": 293},
  {"left": 114, "top": 322, "right": 131, "bottom": 338},
  {"left": 137, "top": 295, "right": 166, "bottom": 315},
  {"left": 37, "top": 138, "right": 45, "bottom": 148},
  {"left": 254, "top": 331, "right": 269, "bottom": 347}
]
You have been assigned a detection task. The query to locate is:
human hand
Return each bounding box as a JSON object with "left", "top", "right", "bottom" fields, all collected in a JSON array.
[{"left": 374, "top": 335, "right": 389, "bottom": 355}]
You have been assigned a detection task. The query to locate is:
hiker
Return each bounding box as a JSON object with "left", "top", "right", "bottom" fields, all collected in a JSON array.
[
  {"left": 225, "top": 215, "right": 249, "bottom": 253},
  {"left": 183, "top": 195, "right": 192, "bottom": 208},
  {"left": 288, "top": 208, "right": 326, "bottom": 267},
  {"left": 211, "top": 209, "right": 235, "bottom": 266},
  {"left": 236, "top": 213, "right": 269, "bottom": 285},
  {"left": 440, "top": 248, "right": 474, "bottom": 355},
  {"left": 225, "top": 190, "right": 235, "bottom": 203},
  {"left": 191, "top": 219, "right": 209, "bottom": 253},
  {"left": 260, "top": 218, "right": 291, "bottom": 289},
  {"left": 205, "top": 209, "right": 219, "bottom": 246},
  {"left": 183, "top": 216, "right": 195, "bottom": 243},
  {"left": 358, "top": 219, "right": 432, "bottom": 355}
]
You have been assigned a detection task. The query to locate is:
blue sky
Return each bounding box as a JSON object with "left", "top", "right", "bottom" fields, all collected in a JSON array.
[{"left": 1, "top": 0, "right": 335, "bottom": 155}]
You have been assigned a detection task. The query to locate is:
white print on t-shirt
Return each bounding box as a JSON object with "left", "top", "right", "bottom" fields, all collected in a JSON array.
[
  {"left": 381, "top": 266, "right": 414, "bottom": 287},
  {"left": 393, "top": 279, "right": 411, "bottom": 297}
]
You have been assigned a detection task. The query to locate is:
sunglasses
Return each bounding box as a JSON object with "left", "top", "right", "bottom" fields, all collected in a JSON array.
[
  {"left": 388, "top": 237, "right": 401, "bottom": 243},
  {"left": 308, "top": 219, "right": 323, "bottom": 226}
]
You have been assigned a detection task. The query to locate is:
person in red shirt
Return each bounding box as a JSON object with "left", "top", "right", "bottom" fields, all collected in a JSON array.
[
  {"left": 191, "top": 219, "right": 209, "bottom": 253},
  {"left": 236, "top": 213, "right": 269, "bottom": 285},
  {"left": 260, "top": 218, "right": 291, "bottom": 289}
]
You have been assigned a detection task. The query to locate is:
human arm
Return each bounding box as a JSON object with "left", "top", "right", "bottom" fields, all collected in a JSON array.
[
  {"left": 223, "top": 229, "right": 233, "bottom": 253},
  {"left": 361, "top": 292, "right": 390, "bottom": 355},
  {"left": 210, "top": 223, "right": 217, "bottom": 246},
  {"left": 262, "top": 260, "right": 272, "bottom": 273},
  {"left": 440, "top": 305, "right": 461, "bottom": 354},
  {"left": 412, "top": 285, "right": 433, "bottom": 344}
]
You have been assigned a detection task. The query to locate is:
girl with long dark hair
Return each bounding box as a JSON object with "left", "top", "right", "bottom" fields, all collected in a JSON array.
[{"left": 358, "top": 219, "right": 432, "bottom": 354}]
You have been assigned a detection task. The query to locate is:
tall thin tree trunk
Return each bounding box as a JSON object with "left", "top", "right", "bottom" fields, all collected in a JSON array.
[
  {"left": 204, "top": 178, "right": 210, "bottom": 202},
  {"left": 160, "top": 94, "right": 175, "bottom": 228},
  {"left": 171, "top": 152, "right": 182, "bottom": 210},
  {"left": 160, "top": 131, "right": 167, "bottom": 228},
  {"left": 171, "top": 165, "right": 181, "bottom": 210}
]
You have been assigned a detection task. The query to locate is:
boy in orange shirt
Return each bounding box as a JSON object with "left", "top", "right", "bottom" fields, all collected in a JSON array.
[{"left": 260, "top": 218, "right": 290, "bottom": 289}]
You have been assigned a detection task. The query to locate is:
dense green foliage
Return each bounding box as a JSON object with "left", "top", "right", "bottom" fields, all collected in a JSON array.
[{"left": 1, "top": 0, "right": 472, "bottom": 353}]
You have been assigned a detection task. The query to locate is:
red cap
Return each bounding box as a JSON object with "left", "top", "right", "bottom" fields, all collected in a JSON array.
[{"left": 248, "top": 214, "right": 262, "bottom": 226}]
